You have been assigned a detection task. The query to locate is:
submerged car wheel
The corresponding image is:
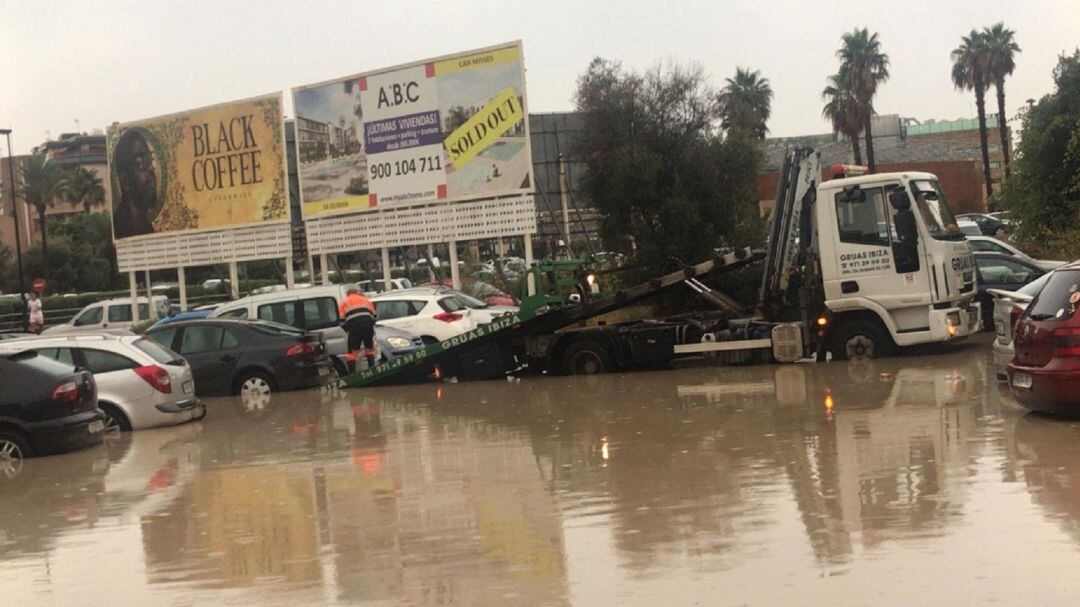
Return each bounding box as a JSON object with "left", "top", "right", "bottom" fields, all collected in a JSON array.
[
  {"left": 0, "top": 431, "right": 31, "bottom": 477},
  {"left": 100, "top": 403, "right": 132, "bottom": 433},
  {"left": 236, "top": 372, "right": 275, "bottom": 413},
  {"left": 830, "top": 320, "right": 894, "bottom": 361}
]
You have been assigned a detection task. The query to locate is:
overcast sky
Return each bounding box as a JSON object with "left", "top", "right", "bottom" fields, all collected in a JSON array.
[{"left": 2, "top": 0, "right": 1077, "bottom": 154}]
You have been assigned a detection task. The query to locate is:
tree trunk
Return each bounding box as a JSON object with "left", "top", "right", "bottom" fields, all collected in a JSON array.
[
  {"left": 974, "top": 76, "right": 994, "bottom": 198},
  {"left": 995, "top": 79, "right": 1011, "bottom": 180},
  {"left": 850, "top": 131, "right": 863, "bottom": 165},
  {"left": 37, "top": 206, "right": 48, "bottom": 271},
  {"left": 863, "top": 114, "right": 876, "bottom": 173}
]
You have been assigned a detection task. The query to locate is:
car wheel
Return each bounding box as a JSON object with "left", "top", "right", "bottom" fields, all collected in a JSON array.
[
  {"left": 560, "top": 341, "right": 614, "bottom": 375},
  {"left": 830, "top": 319, "right": 895, "bottom": 361},
  {"left": 100, "top": 403, "right": 132, "bottom": 433},
  {"left": 235, "top": 372, "right": 275, "bottom": 413},
  {"left": 0, "top": 430, "right": 31, "bottom": 477}
]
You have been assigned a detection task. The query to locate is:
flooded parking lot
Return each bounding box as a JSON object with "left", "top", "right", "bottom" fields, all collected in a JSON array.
[{"left": 4, "top": 335, "right": 1080, "bottom": 605}]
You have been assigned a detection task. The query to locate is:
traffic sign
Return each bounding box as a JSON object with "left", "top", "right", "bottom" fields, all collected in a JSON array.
[{"left": 31, "top": 277, "right": 46, "bottom": 293}]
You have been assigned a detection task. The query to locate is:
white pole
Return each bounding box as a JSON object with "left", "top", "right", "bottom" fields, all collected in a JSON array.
[
  {"left": 306, "top": 256, "right": 315, "bottom": 284},
  {"left": 559, "top": 153, "right": 571, "bottom": 249},
  {"left": 228, "top": 261, "right": 239, "bottom": 299},
  {"left": 284, "top": 257, "right": 295, "bottom": 288},
  {"left": 497, "top": 237, "right": 506, "bottom": 258},
  {"left": 177, "top": 266, "right": 187, "bottom": 312},
  {"left": 449, "top": 240, "right": 461, "bottom": 290},
  {"left": 129, "top": 271, "right": 140, "bottom": 323},
  {"left": 426, "top": 244, "right": 436, "bottom": 282},
  {"left": 320, "top": 253, "right": 330, "bottom": 285},
  {"left": 523, "top": 233, "right": 535, "bottom": 296},
  {"left": 144, "top": 270, "right": 157, "bottom": 320},
  {"left": 381, "top": 247, "right": 391, "bottom": 291}
]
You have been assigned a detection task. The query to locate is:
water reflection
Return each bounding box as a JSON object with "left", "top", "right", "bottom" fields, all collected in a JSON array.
[{"left": 5, "top": 340, "right": 1080, "bottom": 604}]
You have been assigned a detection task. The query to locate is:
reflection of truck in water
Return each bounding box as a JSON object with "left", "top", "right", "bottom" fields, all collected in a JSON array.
[{"left": 331, "top": 148, "right": 980, "bottom": 388}]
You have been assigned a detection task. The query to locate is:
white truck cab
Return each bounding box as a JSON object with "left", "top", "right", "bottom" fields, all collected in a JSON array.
[{"left": 815, "top": 169, "right": 980, "bottom": 354}]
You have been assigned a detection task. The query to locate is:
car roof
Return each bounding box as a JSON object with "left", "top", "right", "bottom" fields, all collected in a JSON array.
[
  {"left": 218, "top": 284, "right": 353, "bottom": 307},
  {"left": 148, "top": 318, "right": 267, "bottom": 329}
]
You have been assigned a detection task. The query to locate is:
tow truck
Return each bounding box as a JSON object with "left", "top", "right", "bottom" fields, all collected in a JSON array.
[{"left": 326, "top": 147, "right": 979, "bottom": 389}]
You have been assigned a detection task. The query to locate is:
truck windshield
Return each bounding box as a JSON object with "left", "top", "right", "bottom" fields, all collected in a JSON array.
[{"left": 911, "top": 179, "right": 963, "bottom": 240}]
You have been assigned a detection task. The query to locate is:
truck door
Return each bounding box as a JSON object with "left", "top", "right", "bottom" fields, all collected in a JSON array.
[{"left": 831, "top": 185, "right": 903, "bottom": 301}]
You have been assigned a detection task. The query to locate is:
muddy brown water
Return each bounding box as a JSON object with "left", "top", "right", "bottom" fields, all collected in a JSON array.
[{"left": 3, "top": 336, "right": 1080, "bottom": 605}]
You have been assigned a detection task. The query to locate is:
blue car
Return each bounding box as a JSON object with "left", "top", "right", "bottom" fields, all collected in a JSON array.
[{"left": 150, "top": 310, "right": 212, "bottom": 329}]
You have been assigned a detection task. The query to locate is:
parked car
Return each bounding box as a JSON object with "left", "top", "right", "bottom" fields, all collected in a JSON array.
[
  {"left": 957, "top": 212, "right": 1012, "bottom": 236},
  {"left": 424, "top": 279, "right": 518, "bottom": 306},
  {"left": 145, "top": 319, "right": 334, "bottom": 398},
  {"left": 0, "top": 350, "right": 104, "bottom": 460},
  {"left": 0, "top": 334, "right": 203, "bottom": 432},
  {"left": 1008, "top": 264, "right": 1080, "bottom": 413},
  {"left": 369, "top": 290, "right": 478, "bottom": 343},
  {"left": 209, "top": 284, "right": 423, "bottom": 373},
  {"left": 956, "top": 218, "right": 983, "bottom": 237},
  {"left": 44, "top": 296, "right": 170, "bottom": 335},
  {"left": 150, "top": 309, "right": 213, "bottom": 329},
  {"left": 201, "top": 278, "right": 231, "bottom": 291},
  {"left": 966, "top": 235, "right": 1065, "bottom": 271},
  {"left": 0, "top": 331, "right": 35, "bottom": 341},
  {"left": 974, "top": 252, "right": 1047, "bottom": 330},
  {"left": 405, "top": 285, "right": 518, "bottom": 324},
  {"left": 358, "top": 278, "right": 413, "bottom": 295},
  {"left": 988, "top": 271, "right": 1055, "bottom": 380}
]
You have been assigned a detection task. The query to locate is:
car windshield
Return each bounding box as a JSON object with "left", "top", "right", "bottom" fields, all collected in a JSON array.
[
  {"left": 133, "top": 337, "right": 184, "bottom": 365},
  {"left": 249, "top": 320, "right": 305, "bottom": 336},
  {"left": 1026, "top": 270, "right": 1080, "bottom": 321},
  {"left": 1017, "top": 272, "right": 1053, "bottom": 297},
  {"left": 911, "top": 179, "right": 963, "bottom": 241},
  {"left": 6, "top": 349, "right": 76, "bottom": 373},
  {"left": 455, "top": 293, "right": 488, "bottom": 309}
]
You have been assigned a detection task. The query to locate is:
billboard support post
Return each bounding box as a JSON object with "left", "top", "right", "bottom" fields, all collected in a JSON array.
[
  {"left": 129, "top": 271, "right": 139, "bottom": 323},
  {"left": 145, "top": 270, "right": 156, "bottom": 320},
  {"left": 306, "top": 256, "right": 315, "bottom": 284},
  {"left": 449, "top": 241, "right": 460, "bottom": 290},
  {"left": 177, "top": 267, "right": 187, "bottom": 312},
  {"left": 228, "top": 262, "right": 239, "bottom": 300},
  {"left": 381, "top": 247, "right": 391, "bottom": 292},
  {"left": 524, "top": 233, "right": 535, "bottom": 296},
  {"left": 320, "top": 254, "right": 329, "bottom": 286},
  {"left": 284, "top": 258, "right": 295, "bottom": 289}
]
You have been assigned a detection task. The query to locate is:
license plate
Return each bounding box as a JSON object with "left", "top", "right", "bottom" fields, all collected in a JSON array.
[
  {"left": 88, "top": 420, "right": 104, "bottom": 434},
  {"left": 183, "top": 381, "right": 194, "bottom": 395},
  {"left": 1012, "top": 372, "right": 1032, "bottom": 389}
]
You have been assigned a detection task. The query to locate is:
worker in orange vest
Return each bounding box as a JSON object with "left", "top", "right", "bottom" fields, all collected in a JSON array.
[{"left": 339, "top": 288, "right": 377, "bottom": 369}]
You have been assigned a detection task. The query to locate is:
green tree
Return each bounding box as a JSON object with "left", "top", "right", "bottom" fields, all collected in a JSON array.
[
  {"left": 65, "top": 165, "right": 105, "bottom": 213},
  {"left": 983, "top": 22, "right": 1021, "bottom": 179},
  {"left": 952, "top": 30, "right": 995, "bottom": 197},
  {"left": 836, "top": 28, "right": 890, "bottom": 172},
  {"left": 1001, "top": 49, "right": 1080, "bottom": 257},
  {"left": 18, "top": 154, "right": 69, "bottom": 269},
  {"left": 574, "top": 58, "right": 763, "bottom": 282},
  {"left": 719, "top": 67, "right": 773, "bottom": 140},
  {"left": 822, "top": 72, "right": 864, "bottom": 164}
]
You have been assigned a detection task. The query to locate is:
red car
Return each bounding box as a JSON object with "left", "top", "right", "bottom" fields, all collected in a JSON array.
[{"left": 1009, "top": 264, "right": 1080, "bottom": 413}]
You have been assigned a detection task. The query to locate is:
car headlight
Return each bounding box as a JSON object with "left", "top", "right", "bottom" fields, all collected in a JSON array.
[{"left": 386, "top": 336, "right": 412, "bottom": 349}]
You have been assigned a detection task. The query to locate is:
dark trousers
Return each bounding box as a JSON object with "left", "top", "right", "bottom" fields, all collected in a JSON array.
[{"left": 345, "top": 316, "right": 376, "bottom": 364}]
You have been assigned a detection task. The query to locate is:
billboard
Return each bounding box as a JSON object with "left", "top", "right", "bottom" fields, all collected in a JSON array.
[
  {"left": 292, "top": 41, "right": 532, "bottom": 220},
  {"left": 107, "top": 94, "right": 288, "bottom": 241}
]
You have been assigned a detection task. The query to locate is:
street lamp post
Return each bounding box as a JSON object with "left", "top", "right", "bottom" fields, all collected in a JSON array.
[{"left": 1, "top": 129, "right": 28, "bottom": 331}]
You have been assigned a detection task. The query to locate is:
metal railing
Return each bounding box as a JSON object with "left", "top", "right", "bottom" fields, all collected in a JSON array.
[{"left": 0, "top": 292, "right": 233, "bottom": 332}]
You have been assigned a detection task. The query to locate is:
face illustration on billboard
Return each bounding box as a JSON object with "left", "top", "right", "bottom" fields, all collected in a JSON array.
[
  {"left": 107, "top": 94, "right": 288, "bottom": 241},
  {"left": 292, "top": 42, "right": 532, "bottom": 220}
]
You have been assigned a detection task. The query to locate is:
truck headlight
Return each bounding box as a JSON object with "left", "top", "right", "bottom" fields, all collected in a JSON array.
[{"left": 386, "top": 337, "right": 412, "bottom": 349}]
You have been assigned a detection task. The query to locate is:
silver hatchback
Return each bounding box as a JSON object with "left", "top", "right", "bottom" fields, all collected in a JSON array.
[{"left": 0, "top": 334, "right": 204, "bottom": 432}]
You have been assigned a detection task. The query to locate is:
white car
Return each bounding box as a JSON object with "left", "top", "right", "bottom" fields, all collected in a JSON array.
[
  {"left": 966, "top": 235, "right": 1065, "bottom": 272},
  {"left": 358, "top": 278, "right": 413, "bottom": 296},
  {"left": 0, "top": 334, "right": 203, "bottom": 432},
  {"left": 988, "top": 271, "right": 1055, "bottom": 380},
  {"left": 44, "top": 296, "right": 170, "bottom": 335},
  {"left": 390, "top": 286, "right": 518, "bottom": 324},
  {"left": 370, "top": 291, "right": 478, "bottom": 343},
  {"left": 957, "top": 219, "right": 982, "bottom": 237}
]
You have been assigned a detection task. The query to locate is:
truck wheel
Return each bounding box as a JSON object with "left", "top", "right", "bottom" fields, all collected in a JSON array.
[
  {"left": 560, "top": 341, "right": 614, "bottom": 375},
  {"left": 830, "top": 319, "right": 894, "bottom": 361}
]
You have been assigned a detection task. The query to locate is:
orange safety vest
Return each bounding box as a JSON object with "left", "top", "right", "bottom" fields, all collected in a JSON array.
[{"left": 339, "top": 292, "right": 375, "bottom": 322}]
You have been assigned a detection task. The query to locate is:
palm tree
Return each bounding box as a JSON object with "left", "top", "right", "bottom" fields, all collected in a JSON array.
[
  {"left": 983, "top": 22, "right": 1020, "bottom": 179},
  {"left": 836, "top": 28, "right": 890, "bottom": 172},
  {"left": 719, "top": 67, "right": 773, "bottom": 139},
  {"left": 952, "top": 30, "right": 994, "bottom": 197},
  {"left": 65, "top": 166, "right": 105, "bottom": 214},
  {"left": 822, "top": 73, "right": 863, "bottom": 164},
  {"left": 18, "top": 154, "right": 69, "bottom": 267}
]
